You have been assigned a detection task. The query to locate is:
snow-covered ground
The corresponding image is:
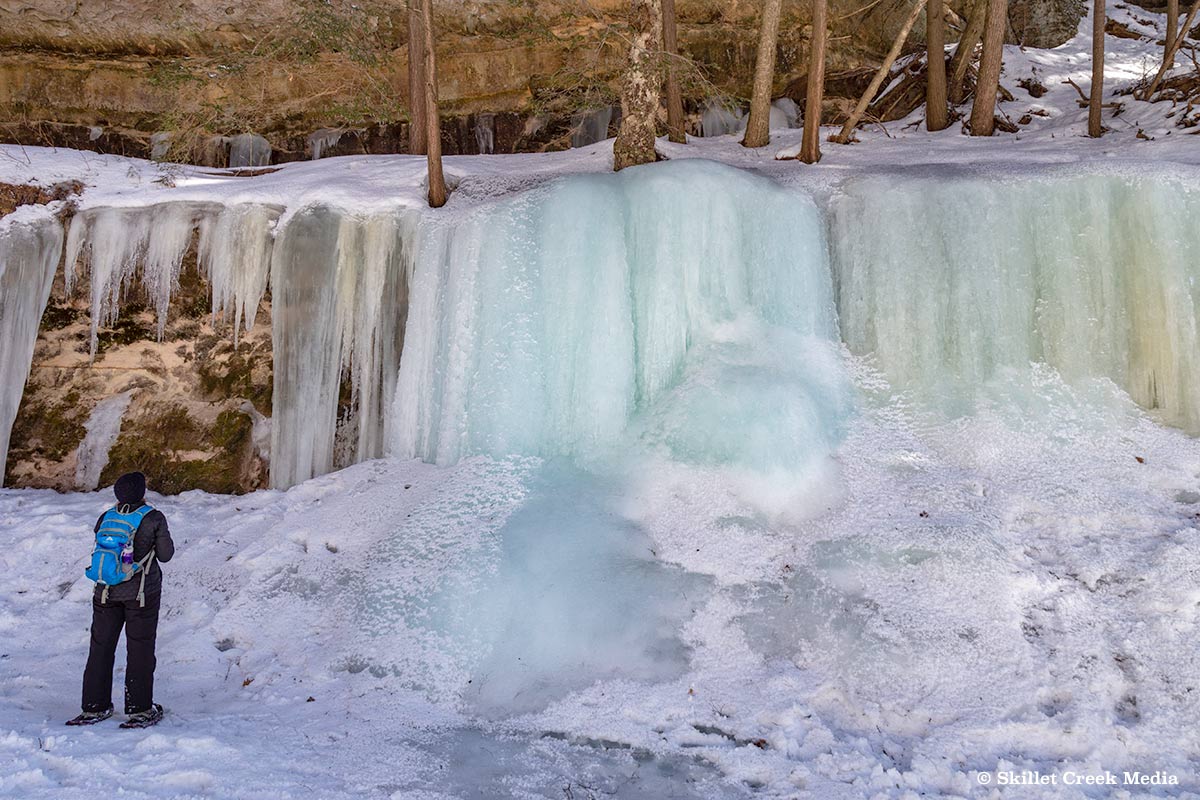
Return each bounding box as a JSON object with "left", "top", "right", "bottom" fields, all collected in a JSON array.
[
  {"left": 4, "top": 364, "right": 1200, "bottom": 798},
  {"left": 2, "top": 2, "right": 1200, "bottom": 798}
]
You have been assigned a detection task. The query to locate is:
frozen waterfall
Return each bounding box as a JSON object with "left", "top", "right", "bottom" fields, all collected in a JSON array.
[
  {"left": 3, "top": 161, "right": 1200, "bottom": 491},
  {"left": 390, "top": 159, "right": 846, "bottom": 473}
]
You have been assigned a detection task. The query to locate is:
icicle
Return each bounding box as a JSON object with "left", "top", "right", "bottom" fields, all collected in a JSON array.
[
  {"left": 66, "top": 204, "right": 198, "bottom": 351},
  {"left": 0, "top": 215, "right": 64, "bottom": 483},
  {"left": 570, "top": 107, "right": 614, "bottom": 148},
  {"left": 65, "top": 208, "right": 149, "bottom": 353},
  {"left": 143, "top": 204, "right": 198, "bottom": 339},
  {"left": 197, "top": 204, "right": 279, "bottom": 343},
  {"left": 307, "top": 129, "right": 344, "bottom": 160},
  {"left": 269, "top": 207, "right": 407, "bottom": 488}
]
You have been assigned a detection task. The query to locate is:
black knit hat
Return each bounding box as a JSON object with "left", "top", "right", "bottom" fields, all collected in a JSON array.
[{"left": 114, "top": 472, "right": 147, "bottom": 505}]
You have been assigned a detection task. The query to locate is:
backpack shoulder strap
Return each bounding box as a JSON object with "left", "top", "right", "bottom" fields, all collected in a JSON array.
[{"left": 136, "top": 549, "right": 156, "bottom": 608}]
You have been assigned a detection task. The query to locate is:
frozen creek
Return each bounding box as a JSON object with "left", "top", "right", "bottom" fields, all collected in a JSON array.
[{"left": 1, "top": 159, "right": 1200, "bottom": 798}]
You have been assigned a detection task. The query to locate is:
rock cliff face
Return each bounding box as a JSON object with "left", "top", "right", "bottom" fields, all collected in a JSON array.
[
  {"left": 0, "top": 0, "right": 1083, "bottom": 164},
  {"left": 6, "top": 249, "right": 274, "bottom": 494}
]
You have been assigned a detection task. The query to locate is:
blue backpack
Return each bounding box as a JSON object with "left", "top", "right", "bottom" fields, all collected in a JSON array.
[{"left": 85, "top": 503, "right": 156, "bottom": 606}]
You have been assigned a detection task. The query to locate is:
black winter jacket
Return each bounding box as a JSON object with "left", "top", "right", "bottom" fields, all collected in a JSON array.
[{"left": 92, "top": 506, "right": 175, "bottom": 602}]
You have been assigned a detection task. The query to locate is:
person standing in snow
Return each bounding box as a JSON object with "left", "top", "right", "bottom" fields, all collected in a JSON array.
[{"left": 67, "top": 471, "right": 175, "bottom": 728}]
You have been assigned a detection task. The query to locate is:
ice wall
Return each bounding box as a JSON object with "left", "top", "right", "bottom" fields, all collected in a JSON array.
[
  {"left": 391, "top": 159, "right": 846, "bottom": 473},
  {"left": 831, "top": 173, "right": 1200, "bottom": 430},
  {"left": 0, "top": 215, "right": 63, "bottom": 484},
  {"left": 228, "top": 134, "right": 273, "bottom": 168}
]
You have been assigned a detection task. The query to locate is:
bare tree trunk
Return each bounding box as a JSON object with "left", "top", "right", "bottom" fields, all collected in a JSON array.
[
  {"left": 927, "top": 0, "right": 949, "bottom": 130},
  {"left": 799, "top": 0, "right": 828, "bottom": 163},
  {"left": 407, "top": 0, "right": 428, "bottom": 155},
  {"left": 614, "top": 0, "right": 663, "bottom": 171},
  {"left": 422, "top": 0, "right": 446, "bottom": 207},
  {"left": 948, "top": 0, "right": 987, "bottom": 104},
  {"left": 662, "top": 0, "right": 685, "bottom": 144},
  {"left": 743, "top": 0, "right": 785, "bottom": 148},
  {"left": 1142, "top": 0, "right": 1200, "bottom": 99},
  {"left": 1167, "top": 0, "right": 1179, "bottom": 52},
  {"left": 1088, "top": 0, "right": 1104, "bottom": 137},
  {"left": 833, "top": 0, "right": 927, "bottom": 143},
  {"left": 968, "top": 0, "right": 1008, "bottom": 136}
]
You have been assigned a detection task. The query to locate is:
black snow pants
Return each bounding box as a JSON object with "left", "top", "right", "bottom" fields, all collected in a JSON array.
[{"left": 81, "top": 591, "right": 160, "bottom": 714}]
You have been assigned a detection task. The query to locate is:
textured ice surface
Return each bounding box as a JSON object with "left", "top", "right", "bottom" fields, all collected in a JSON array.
[
  {"left": 392, "top": 158, "right": 846, "bottom": 475},
  {"left": 0, "top": 215, "right": 62, "bottom": 484},
  {"left": 700, "top": 100, "right": 745, "bottom": 137},
  {"left": 832, "top": 172, "right": 1200, "bottom": 430}
]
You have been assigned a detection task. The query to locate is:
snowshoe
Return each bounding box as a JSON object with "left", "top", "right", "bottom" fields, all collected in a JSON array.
[
  {"left": 120, "top": 703, "right": 164, "bottom": 729},
  {"left": 66, "top": 707, "right": 113, "bottom": 726}
]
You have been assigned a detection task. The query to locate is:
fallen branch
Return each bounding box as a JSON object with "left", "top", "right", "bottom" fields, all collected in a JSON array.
[
  {"left": 1140, "top": 0, "right": 1200, "bottom": 99},
  {"left": 833, "top": 0, "right": 928, "bottom": 143},
  {"left": 1063, "top": 77, "right": 1088, "bottom": 101}
]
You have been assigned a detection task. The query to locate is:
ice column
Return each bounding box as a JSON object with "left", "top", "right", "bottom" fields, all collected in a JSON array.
[
  {"left": 269, "top": 208, "right": 406, "bottom": 488},
  {"left": 473, "top": 114, "right": 495, "bottom": 155},
  {"left": 0, "top": 215, "right": 64, "bottom": 482}
]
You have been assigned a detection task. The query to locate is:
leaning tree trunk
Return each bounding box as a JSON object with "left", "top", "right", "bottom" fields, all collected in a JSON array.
[
  {"left": 743, "top": 0, "right": 785, "bottom": 148},
  {"left": 1088, "top": 0, "right": 1104, "bottom": 137},
  {"left": 833, "top": 0, "right": 927, "bottom": 143},
  {"left": 662, "top": 0, "right": 685, "bottom": 144},
  {"left": 927, "top": 0, "right": 949, "bottom": 130},
  {"left": 799, "top": 0, "right": 828, "bottom": 163},
  {"left": 1142, "top": 0, "right": 1200, "bottom": 99},
  {"left": 1167, "top": 0, "right": 1179, "bottom": 52},
  {"left": 968, "top": 0, "right": 1008, "bottom": 136},
  {"left": 422, "top": 0, "right": 446, "bottom": 207},
  {"left": 948, "top": 0, "right": 987, "bottom": 104},
  {"left": 614, "top": 0, "right": 664, "bottom": 171},
  {"left": 407, "top": 0, "right": 428, "bottom": 155}
]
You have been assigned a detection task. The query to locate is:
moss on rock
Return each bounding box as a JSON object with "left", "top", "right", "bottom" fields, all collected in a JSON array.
[{"left": 100, "top": 403, "right": 262, "bottom": 495}]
